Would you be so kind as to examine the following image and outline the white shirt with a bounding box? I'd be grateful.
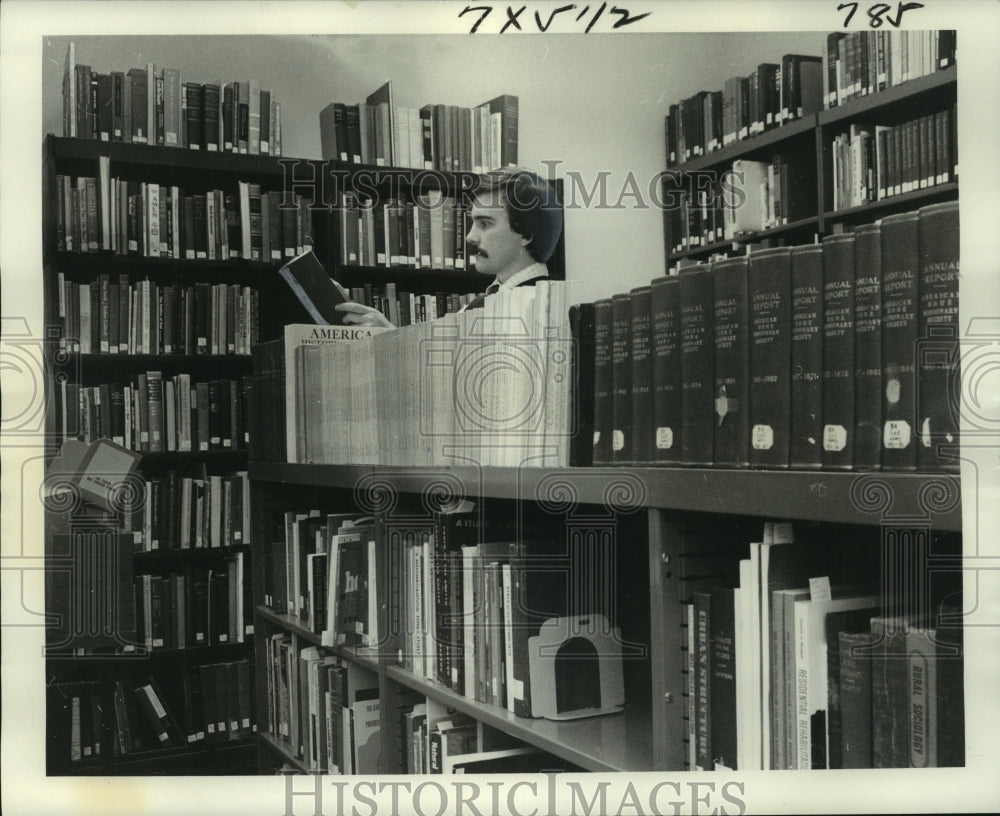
[460,262,550,311]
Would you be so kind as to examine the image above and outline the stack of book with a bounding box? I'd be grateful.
[62,42,284,154]
[320,82,517,172]
[829,108,957,211]
[681,521,963,771]
[252,280,572,467]
[338,190,475,272]
[133,554,252,650]
[262,510,378,650]
[824,30,956,109]
[264,640,381,773]
[54,170,313,263]
[585,201,959,473]
[58,374,250,453]
[56,277,259,356]
[665,54,824,166]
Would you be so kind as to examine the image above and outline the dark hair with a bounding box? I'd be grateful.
[472,168,563,263]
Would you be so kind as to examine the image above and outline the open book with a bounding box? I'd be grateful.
[277,250,349,325]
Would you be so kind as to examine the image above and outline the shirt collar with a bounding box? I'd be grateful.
[492,262,550,292]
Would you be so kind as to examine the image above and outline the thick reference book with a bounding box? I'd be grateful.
[916,201,960,472]
[277,250,350,326]
[610,293,633,463]
[711,256,750,468]
[568,302,595,467]
[852,223,883,471]
[820,233,856,470]
[748,248,793,468]
[651,275,682,465]
[591,299,614,465]
[679,264,714,466]
[789,244,824,469]
[630,286,655,465]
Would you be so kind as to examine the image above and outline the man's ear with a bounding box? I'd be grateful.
[520,234,533,247]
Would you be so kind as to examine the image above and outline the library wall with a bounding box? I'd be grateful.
[41,32,826,307]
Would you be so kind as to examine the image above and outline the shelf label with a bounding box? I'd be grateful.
[883,420,912,450]
[752,424,774,450]
[656,427,674,450]
[824,424,847,452]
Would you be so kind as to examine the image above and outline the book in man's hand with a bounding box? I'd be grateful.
[278,250,349,325]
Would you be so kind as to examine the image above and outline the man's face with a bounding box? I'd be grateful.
[467,193,530,282]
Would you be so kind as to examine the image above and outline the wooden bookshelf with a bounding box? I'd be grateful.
[247,463,961,532]
[386,666,654,772]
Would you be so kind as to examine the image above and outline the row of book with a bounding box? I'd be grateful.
[58,375,250,453]
[825,30,956,109]
[262,511,377,649]
[57,277,259,356]
[665,55,823,165]
[664,151,816,254]
[399,696,576,774]
[388,499,616,722]
[55,171,314,262]
[264,639,381,773]
[133,556,252,650]
[125,469,251,552]
[830,107,957,211]
[345,283,480,328]
[49,663,256,765]
[339,191,477,272]
[62,43,283,155]
[320,87,518,172]
[582,201,959,472]
[263,282,571,467]
[682,522,962,770]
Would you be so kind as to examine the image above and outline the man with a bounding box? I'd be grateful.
[336,167,562,326]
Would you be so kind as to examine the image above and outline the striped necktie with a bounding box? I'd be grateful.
[463,281,500,311]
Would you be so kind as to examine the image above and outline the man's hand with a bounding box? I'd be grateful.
[332,279,395,328]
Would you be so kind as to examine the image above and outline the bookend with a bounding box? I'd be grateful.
[527,614,625,720]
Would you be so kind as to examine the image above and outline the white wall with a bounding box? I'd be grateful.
[43,32,827,306]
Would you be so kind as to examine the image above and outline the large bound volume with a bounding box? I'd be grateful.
[591,299,614,466]
[630,286,654,465]
[853,223,883,470]
[880,211,920,470]
[748,248,793,468]
[651,275,682,465]
[679,265,714,466]
[277,250,348,326]
[568,303,595,467]
[917,201,960,472]
[610,294,633,464]
[837,631,874,767]
[789,244,824,469]
[709,587,737,770]
[711,257,750,468]
[821,233,856,470]
[872,616,910,767]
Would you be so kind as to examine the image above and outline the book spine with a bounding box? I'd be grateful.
[916,201,960,472]
[880,212,920,470]
[821,234,856,469]
[651,276,682,465]
[711,257,750,468]
[591,300,614,466]
[789,245,824,468]
[568,303,596,467]
[853,223,883,470]
[610,294,633,463]
[679,265,714,466]
[630,286,654,464]
[748,248,793,468]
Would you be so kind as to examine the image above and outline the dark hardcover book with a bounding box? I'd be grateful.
[651,275,683,465]
[692,591,712,770]
[825,607,880,769]
[345,104,362,163]
[630,286,654,465]
[748,248,792,468]
[709,586,737,770]
[936,612,964,767]
[483,94,518,168]
[853,223,883,470]
[826,33,845,107]
[679,265,714,466]
[789,244,824,468]
[568,303,595,467]
[277,250,349,326]
[872,616,910,767]
[591,299,614,466]
[126,67,147,143]
[917,201,960,472]
[610,293,633,463]
[838,630,873,768]
[880,211,920,470]
[711,257,750,468]
[821,233,856,470]
[184,83,203,151]
[202,84,220,151]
